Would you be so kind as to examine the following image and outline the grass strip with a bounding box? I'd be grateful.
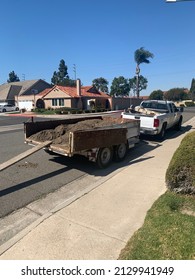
[119,191,195,260]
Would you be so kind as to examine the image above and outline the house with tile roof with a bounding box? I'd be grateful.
[31,79,111,111]
[0,79,51,110]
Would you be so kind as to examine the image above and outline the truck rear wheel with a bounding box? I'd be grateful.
[175,117,183,131]
[114,143,127,162]
[96,147,113,168]
[157,123,166,140]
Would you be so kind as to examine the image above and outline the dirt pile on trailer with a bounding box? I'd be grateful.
[28,118,125,145]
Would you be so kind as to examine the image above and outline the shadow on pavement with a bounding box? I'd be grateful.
[48,139,161,177]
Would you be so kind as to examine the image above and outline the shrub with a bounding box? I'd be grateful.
[166,131,195,194]
[54,109,62,114]
[57,110,69,114]
[47,107,54,111]
[34,108,46,113]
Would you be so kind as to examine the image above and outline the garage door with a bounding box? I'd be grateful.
[18,101,33,111]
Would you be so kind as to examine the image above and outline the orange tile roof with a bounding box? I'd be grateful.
[38,85,110,98]
[36,88,53,97]
[57,86,78,97]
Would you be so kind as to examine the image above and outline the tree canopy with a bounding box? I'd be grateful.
[92,77,109,93]
[190,78,195,101]
[7,71,20,83]
[129,75,148,96]
[149,90,164,100]
[51,59,75,86]
[134,47,154,66]
[134,47,154,98]
[164,88,189,101]
[110,76,130,97]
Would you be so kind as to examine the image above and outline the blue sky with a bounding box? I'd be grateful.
[0,0,195,95]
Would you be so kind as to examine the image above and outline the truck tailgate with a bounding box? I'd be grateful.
[123,113,154,128]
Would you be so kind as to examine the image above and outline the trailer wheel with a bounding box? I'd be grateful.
[96,147,113,168]
[114,143,127,162]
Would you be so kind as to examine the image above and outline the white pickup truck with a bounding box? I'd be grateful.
[121,100,183,139]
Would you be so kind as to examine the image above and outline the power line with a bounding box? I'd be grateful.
[166,0,195,2]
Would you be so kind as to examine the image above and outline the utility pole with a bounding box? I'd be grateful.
[73,64,76,81]
[135,65,140,98]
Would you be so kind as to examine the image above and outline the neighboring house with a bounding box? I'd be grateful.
[33,79,111,110]
[0,79,51,110]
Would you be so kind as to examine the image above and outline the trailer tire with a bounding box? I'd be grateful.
[96,147,113,168]
[114,143,128,162]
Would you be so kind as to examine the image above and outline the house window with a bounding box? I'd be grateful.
[59,99,64,106]
[52,99,58,106]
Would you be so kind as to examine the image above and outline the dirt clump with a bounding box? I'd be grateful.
[29,125,68,142]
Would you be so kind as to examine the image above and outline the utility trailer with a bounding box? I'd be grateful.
[24,116,140,168]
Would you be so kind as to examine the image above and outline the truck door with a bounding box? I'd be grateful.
[172,103,180,125]
[166,103,175,129]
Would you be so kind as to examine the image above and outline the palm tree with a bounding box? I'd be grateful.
[134,47,154,98]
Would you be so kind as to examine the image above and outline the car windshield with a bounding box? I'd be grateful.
[141,102,167,110]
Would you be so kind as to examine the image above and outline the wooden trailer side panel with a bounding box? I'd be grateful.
[71,128,127,152]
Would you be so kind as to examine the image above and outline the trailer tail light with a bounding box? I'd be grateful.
[153,119,160,127]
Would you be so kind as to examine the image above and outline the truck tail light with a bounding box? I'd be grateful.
[153,119,160,127]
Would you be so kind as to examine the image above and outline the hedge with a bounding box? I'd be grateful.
[166,131,195,194]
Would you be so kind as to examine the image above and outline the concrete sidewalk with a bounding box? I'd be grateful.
[0,117,194,260]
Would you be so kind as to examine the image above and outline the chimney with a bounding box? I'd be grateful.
[76,79,81,96]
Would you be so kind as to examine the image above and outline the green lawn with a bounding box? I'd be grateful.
[119,191,195,260]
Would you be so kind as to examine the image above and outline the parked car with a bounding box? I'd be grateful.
[0,104,19,113]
